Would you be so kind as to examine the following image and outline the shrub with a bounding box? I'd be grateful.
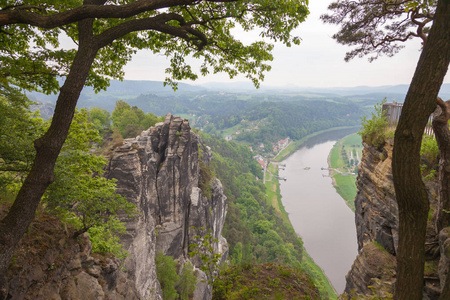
[177,262,197,300]
[420,134,439,181]
[156,251,180,300]
[420,134,439,166]
[359,99,389,149]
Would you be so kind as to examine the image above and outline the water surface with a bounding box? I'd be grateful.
[279,129,358,294]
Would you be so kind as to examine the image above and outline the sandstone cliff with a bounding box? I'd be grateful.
[106,114,228,299]
[343,139,449,299]
[4,114,227,300]
[3,213,140,300]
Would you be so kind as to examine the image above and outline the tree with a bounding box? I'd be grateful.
[88,106,111,132]
[111,100,163,138]
[155,251,180,300]
[321,0,436,62]
[433,98,450,231]
[0,0,309,296]
[0,83,45,188]
[323,0,449,299]
[44,109,136,240]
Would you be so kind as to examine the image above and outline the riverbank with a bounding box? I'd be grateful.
[274,126,360,162]
[327,133,362,212]
[265,162,338,299]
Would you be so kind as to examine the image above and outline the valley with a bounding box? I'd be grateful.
[3,79,449,299]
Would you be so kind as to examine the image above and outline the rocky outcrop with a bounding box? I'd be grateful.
[106,114,228,299]
[353,141,398,256]
[343,139,444,299]
[4,114,227,300]
[344,242,396,298]
[4,214,140,300]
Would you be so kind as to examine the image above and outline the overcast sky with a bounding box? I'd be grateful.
[122,0,450,88]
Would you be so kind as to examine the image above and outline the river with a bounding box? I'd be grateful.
[278,128,359,294]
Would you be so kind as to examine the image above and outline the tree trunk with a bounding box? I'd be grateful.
[434,98,450,233]
[0,19,98,298]
[393,1,450,299]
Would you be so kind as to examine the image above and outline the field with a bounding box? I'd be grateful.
[329,133,363,211]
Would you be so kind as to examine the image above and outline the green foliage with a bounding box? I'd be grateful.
[88,107,111,132]
[359,100,389,148]
[111,100,164,138]
[45,109,136,235]
[87,217,128,259]
[156,251,180,300]
[0,83,46,189]
[199,160,214,199]
[212,263,321,300]
[0,92,135,258]
[420,134,439,181]
[125,94,363,157]
[420,134,439,166]
[189,227,222,285]
[177,262,197,300]
[199,132,303,271]
[1,1,309,94]
[39,109,136,256]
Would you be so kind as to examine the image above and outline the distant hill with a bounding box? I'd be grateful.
[27,79,206,109]
[198,82,450,100]
[26,79,450,112]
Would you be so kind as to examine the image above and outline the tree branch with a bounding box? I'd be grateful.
[434,97,450,124]
[96,12,208,50]
[0,0,239,28]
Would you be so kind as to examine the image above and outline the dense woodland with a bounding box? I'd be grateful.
[1,91,340,298]
[35,89,367,156]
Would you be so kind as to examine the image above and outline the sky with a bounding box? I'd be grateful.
[122,0,450,88]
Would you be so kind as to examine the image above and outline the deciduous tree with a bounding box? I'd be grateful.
[0,0,309,296]
[323,0,450,299]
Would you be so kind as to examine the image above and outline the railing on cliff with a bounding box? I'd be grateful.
[382,102,434,136]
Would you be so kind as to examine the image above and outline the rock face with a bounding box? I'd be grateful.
[5,215,140,300]
[344,140,447,299]
[4,114,227,300]
[353,141,399,256]
[106,114,228,299]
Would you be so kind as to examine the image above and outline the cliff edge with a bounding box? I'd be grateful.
[4,114,227,300]
[343,139,450,299]
[106,114,228,299]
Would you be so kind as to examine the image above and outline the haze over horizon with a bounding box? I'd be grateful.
[122,0,450,88]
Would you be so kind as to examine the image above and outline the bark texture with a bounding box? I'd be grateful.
[392,1,450,299]
[0,18,99,298]
[433,98,450,233]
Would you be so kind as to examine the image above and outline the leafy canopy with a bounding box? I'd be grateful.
[1,0,309,91]
[358,99,390,149]
[0,82,45,186]
[111,100,164,138]
[44,109,136,236]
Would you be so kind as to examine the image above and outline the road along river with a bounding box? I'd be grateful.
[278,129,359,294]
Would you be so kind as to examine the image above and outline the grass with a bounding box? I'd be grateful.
[265,163,290,225]
[333,174,357,211]
[221,123,243,138]
[329,144,344,169]
[212,263,322,299]
[329,133,362,212]
[301,251,338,300]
